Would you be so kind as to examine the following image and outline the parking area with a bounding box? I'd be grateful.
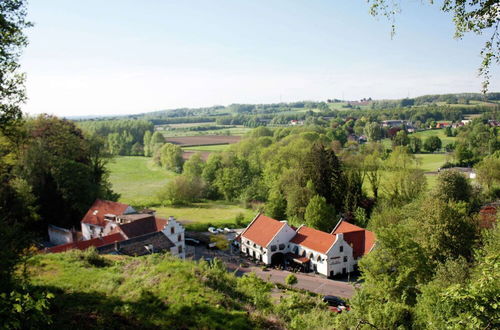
[185,230,356,298]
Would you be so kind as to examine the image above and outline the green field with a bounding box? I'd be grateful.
[107,156,176,205]
[158,126,252,137]
[416,153,450,172]
[155,202,256,230]
[410,129,457,146]
[182,144,230,152]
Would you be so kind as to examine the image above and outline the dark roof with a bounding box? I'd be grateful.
[97,231,175,256]
[46,233,125,253]
[111,216,168,239]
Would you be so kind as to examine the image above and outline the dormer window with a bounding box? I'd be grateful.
[340,245,343,252]
[171,227,175,234]
[178,234,181,242]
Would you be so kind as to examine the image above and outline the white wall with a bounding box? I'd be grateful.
[325,234,357,277]
[161,217,185,259]
[265,223,296,264]
[81,223,104,240]
[48,226,73,245]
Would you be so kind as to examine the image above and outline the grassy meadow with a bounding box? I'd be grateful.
[27,252,283,329]
[107,156,176,205]
[410,128,457,146]
[182,144,230,152]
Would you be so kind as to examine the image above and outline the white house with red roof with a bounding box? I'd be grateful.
[81,199,136,240]
[239,214,297,264]
[239,213,376,277]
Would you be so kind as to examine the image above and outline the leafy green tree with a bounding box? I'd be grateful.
[434,169,472,203]
[214,155,253,201]
[474,152,500,193]
[202,153,223,199]
[150,131,166,157]
[19,115,117,230]
[393,130,409,146]
[424,135,442,152]
[157,143,183,172]
[265,186,287,220]
[183,152,204,179]
[364,122,382,141]
[156,175,204,205]
[143,130,152,156]
[130,142,144,156]
[362,147,383,199]
[285,274,298,286]
[304,195,335,232]
[408,135,422,153]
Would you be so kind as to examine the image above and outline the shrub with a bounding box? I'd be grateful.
[285,274,298,286]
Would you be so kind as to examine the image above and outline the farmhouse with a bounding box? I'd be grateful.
[47,199,186,258]
[239,214,375,277]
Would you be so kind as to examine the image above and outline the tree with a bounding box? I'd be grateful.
[183,152,204,179]
[393,130,409,146]
[157,143,183,172]
[130,142,144,156]
[474,152,500,193]
[143,130,152,156]
[368,0,500,92]
[364,122,382,141]
[424,135,442,152]
[18,115,117,230]
[150,131,165,157]
[434,169,472,203]
[285,274,298,286]
[408,135,422,153]
[304,195,335,232]
[156,175,204,205]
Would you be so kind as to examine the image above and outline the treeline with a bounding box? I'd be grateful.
[77,119,154,156]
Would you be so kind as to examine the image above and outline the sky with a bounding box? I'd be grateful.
[21,0,500,117]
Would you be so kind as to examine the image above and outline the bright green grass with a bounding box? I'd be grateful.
[27,252,265,329]
[415,153,450,172]
[411,129,457,146]
[107,156,176,205]
[182,144,230,152]
[155,202,256,230]
[159,126,251,137]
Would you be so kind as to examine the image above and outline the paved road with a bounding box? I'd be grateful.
[187,243,356,298]
[235,266,355,298]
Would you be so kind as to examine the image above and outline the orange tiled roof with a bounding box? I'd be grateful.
[290,226,337,254]
[332,220,376,258]
[81,199,131,226]
[240,214,285,248]
[111,216,169,239]
[46,233,125,253]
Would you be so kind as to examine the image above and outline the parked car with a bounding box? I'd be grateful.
[323,295,350,313]
[224,227,233,233]
[216,228,225,234]
[208,227,218,234]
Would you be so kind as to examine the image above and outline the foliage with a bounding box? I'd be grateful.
[156,175,204,205]
[156,143,183,172]
[474,152,500,193]
[434,169,473,203]
[423,135,442,152]
[210,234,229,250]
[285,274,298,286]
[304,195,335,232]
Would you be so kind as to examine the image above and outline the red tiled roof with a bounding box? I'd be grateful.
[112,216,169,239]
[81,199,131,226]
[240,214,285,248]
[332,220,376,258]
[46,233,125,253]
[290,226,337,254]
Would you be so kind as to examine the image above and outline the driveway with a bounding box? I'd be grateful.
[187,242,356,299]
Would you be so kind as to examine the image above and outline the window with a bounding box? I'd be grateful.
[301,250,306,257]
[178,234,181,242]
[270,245,277,252]
[340,246,343,252]
[343,256,347,262]
[278,244,285,250]
[178,245,182,254]
[171,227,175,234]
[316,255,321,262]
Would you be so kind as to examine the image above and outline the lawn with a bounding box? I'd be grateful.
[410,129,457,146]
[107,156,176,205]
[182,144,230,152]
[155,201,256,231]
[416,153,450,172]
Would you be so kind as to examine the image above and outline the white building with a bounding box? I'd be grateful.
[239,214,376,277]
[81,199,136,240]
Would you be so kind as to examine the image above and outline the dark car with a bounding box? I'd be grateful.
[323,295,350,313]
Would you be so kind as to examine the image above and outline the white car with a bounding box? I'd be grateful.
[208,227,218,234]
[224,227,233,233]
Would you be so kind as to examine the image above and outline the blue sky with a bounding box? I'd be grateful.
[21,0,500,116]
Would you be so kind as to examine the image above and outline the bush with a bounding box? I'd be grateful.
[67,247,110,268]
[285,274,298,286]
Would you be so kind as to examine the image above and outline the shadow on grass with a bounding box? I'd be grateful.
[36,285,254,330]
